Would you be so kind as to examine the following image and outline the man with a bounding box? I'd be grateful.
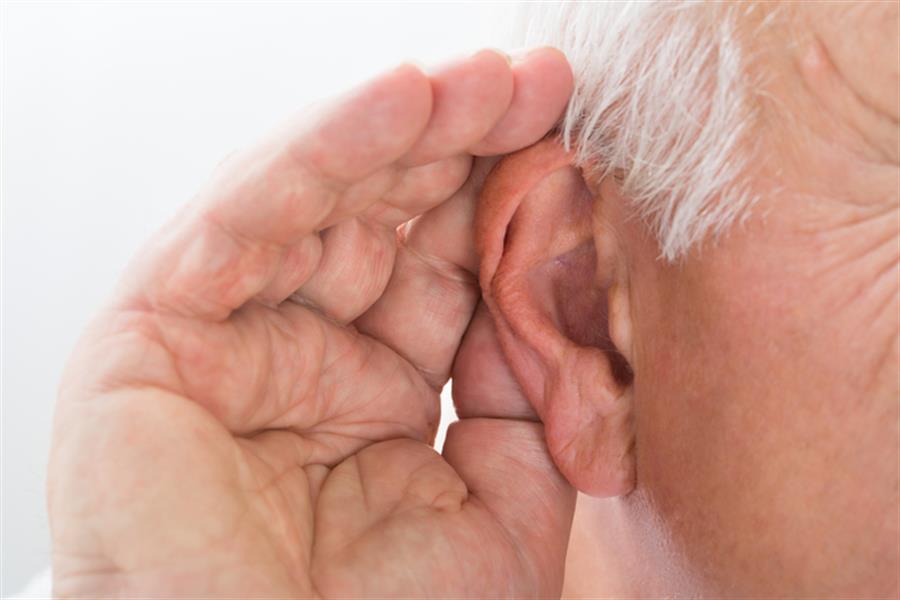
[49,2,898,597]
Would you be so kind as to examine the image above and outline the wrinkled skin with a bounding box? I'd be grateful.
[49,49,578,597]
[462,4,898,597]
[49,3,900,597]
[449,4,898,598]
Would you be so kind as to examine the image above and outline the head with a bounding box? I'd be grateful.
[468,2,898,595]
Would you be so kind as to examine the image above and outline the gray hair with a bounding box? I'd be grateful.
[515,2,767,260]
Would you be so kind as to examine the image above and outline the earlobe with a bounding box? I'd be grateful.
[476,138,635,497]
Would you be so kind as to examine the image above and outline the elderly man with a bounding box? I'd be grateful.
[49,2,898,597]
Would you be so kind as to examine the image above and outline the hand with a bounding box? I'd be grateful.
[49,48,576,597]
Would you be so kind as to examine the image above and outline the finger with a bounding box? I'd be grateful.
[289,218,397,322]
[257,234,323,306]
[120,63,434,320]
[313,440,467,568]
[104,300,439,453]
[290,155,472,323]
[442,418,576,596]
[400,49,514,167]
[368,154,474,227]
[451,301,539,420]
[469,47,574,156]
[353,158,497,388]
[311,439,483,597]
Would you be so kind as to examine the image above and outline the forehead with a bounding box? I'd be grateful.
[793,2,899,121]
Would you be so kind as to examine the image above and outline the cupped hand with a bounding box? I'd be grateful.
[49,48,575,598]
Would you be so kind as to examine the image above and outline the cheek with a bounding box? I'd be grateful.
[625,251,763,591]
[622,225,899,594]
[630,287,783,593]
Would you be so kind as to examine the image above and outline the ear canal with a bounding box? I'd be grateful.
[477,138,635,497]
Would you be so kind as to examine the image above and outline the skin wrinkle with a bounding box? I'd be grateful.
[381,236,478,389]
[294,217,396,323]
[458,484,531,592]
[316,341,391,423]
[239,306,280,429]
[375,155,473,223]
[807,3,900,125]
[242,461,308,578]
[262,310,437,454]
[302,412,433,456]
[137,318,207,412]
[799,35,899,166]
[317,447,433,572]
[82,317,185,402]
[397,454,456,511]
[185,216,284,317]
[265,308,328,431]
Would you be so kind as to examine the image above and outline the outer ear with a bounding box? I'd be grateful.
[476,138,635,497]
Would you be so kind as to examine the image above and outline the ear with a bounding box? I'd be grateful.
[476,138,635,497]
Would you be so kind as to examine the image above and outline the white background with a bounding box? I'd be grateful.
[1,2,508,592]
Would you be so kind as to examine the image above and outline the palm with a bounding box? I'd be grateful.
[63,391,546,597]
[50,49,575,598]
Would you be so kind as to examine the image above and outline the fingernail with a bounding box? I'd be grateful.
[509,46,565,64]
[506,47,529,63]
[395,60,426,74]
[475,48,512,65]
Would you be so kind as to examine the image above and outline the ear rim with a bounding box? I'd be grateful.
[476,139,574,293]
[476,138,636,497]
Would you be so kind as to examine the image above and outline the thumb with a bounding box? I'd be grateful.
[442,418,576,596]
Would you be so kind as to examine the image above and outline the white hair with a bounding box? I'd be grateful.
[514,2,766,261]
